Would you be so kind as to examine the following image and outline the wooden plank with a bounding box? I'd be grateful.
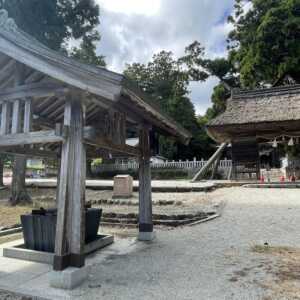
[0,102,11,135]
[54,102,72,260]
[68,99,86,257]
[0,130,64,147]
[0,82,69,103]
[11,99,21,134]
[138,126,153,235]
[23,99,32,133]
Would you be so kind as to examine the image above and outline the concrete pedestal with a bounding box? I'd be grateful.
[138,231,156,241]
[49,266,90,289]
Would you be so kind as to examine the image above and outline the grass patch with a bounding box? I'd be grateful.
[251,244,300,299]
[0,205,30,228]
[251,244,297,255]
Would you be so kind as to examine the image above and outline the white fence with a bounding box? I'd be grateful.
[92,158,232,173]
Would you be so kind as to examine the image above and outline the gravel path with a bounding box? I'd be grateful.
[2,187,300,299]
[79,187,300,300]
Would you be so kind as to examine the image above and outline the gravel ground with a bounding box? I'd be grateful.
[78,187,300,300]
[2,187,300,299]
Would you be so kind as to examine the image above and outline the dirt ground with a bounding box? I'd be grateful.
[0,187,219,231]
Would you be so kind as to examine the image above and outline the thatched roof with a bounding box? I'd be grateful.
[0,9,191,145]
[207,85,300,142]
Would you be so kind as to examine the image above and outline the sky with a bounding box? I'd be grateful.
[96,0,236,115]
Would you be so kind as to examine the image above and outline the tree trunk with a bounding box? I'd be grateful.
[86,159,93,178]
[0,158,4,187]
[10,155,31,205]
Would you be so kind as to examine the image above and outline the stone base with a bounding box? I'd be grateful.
[49,266,90,289]
[138,231,156,241]
[3,234,114,264]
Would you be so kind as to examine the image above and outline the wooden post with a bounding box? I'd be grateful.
[191,143,227,182]
[210,152,222,180]
[138,126,154,241]
[54,95,86,271]
[11,62,31,205]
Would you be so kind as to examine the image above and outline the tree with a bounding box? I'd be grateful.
[71,32,106,67]
[125,44,216,160]
[227,0,300,87]
[0,0,100,52]
[201,57,239,119]
[0,0,104,204]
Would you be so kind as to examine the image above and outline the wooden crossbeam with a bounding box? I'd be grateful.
[0,147,59,158]
[0,82,69,102]
[0,130,64,147]
[83,126,139,156]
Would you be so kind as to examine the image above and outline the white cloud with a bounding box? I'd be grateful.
[98,0,160,16]
[96,0,235,115]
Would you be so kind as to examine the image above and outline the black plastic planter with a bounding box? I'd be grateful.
[21,207,102,252]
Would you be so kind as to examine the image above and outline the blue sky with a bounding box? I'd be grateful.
[96,0,236,115]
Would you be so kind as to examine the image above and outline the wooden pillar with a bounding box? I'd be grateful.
[11,62,30,205]
[54,95,86,271]
[138,126,154,241]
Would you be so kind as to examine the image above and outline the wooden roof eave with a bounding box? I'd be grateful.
[207,119,300,143]
[121,87,192,145]
[0,10,191,145]
[0,18,123,102]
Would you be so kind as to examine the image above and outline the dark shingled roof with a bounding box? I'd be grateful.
[209,84,300,126]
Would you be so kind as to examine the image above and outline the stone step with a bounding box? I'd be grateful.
[101,211,216,227]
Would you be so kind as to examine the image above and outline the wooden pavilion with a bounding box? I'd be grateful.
[0,10,191,271]
[206,84,300,179]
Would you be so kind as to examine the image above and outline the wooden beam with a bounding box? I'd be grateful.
[191,143,228,182]
[0,102,11,135]
[83,126,139,156]
[0,147,59,158]
[23,99,32,133]
[138,126,154,241]
[54,102,71,267]
[0,82,69,102]
[0,130,64,147]
[54,98,86,271]
[11,99,21,134]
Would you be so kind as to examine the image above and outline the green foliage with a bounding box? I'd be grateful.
[228,0,300,87]
[71,31,106,66]
[0,0,104,66]
[124,44,215,160]
[0,0,100,51]
[92,158,103,167]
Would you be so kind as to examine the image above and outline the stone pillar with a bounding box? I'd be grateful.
[138,126,154,241]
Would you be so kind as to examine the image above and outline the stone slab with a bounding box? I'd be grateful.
[0,227,22,237]
[49,265,90,289]
[3,234,114,264]
[113,175,133,198]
